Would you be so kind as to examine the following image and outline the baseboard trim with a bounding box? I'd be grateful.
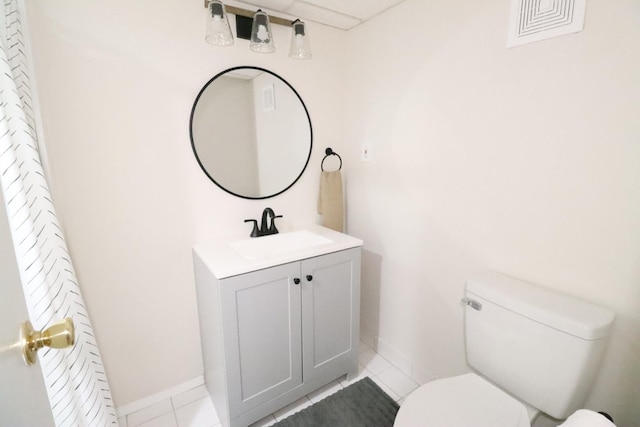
[115,375,205,418]
[115,336,432,418]
[361,333,433,386]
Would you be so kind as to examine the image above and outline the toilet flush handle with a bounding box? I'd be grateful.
[460,297,482,311]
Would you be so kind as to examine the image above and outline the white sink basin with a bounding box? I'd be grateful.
[228,230,333,260]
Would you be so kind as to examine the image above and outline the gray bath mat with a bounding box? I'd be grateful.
[273,377,400,427]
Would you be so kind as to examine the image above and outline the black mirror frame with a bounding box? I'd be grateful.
[189,66,313,200]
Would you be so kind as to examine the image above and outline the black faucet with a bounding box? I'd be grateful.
[244,208,283,237]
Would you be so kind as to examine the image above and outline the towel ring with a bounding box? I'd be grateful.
[321,147,342,171]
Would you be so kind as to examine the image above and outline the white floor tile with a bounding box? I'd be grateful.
[307,380,343,403]
[137,412,178,427]
[175,397,219,427]
[371,376,401,402]
[128,399,174,426]
[339,364,373,388]
[272,396,313,421]
[359,349,392,375]
[375,366,419,399]
[249,414,277,427]
[172,385,210,409]
[124,347,419,427]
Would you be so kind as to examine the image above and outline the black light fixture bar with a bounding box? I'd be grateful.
[203,0,294,27]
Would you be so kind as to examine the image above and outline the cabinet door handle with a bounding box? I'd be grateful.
[306,275,313,282]
[293,278,301,285]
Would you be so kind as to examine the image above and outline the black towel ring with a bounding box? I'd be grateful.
[321,147,342,171]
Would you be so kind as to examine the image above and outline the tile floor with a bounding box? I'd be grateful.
[118,341,418,427]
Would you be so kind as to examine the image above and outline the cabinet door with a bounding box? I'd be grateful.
[221,262,302,417]
[301,248,361,382]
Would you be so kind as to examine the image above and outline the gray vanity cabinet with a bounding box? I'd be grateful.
[194,247,361,427]
[220,261,303,418]
[300,249,361,384]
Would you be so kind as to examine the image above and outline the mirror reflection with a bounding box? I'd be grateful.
[190,67,312,199]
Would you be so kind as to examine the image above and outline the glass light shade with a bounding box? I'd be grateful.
[205,1,234,46]
[289,20,311,59]
[250,10,275,53]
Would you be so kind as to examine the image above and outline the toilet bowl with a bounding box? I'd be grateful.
[394,373,531,427]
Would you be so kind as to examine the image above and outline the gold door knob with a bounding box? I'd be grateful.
[20,318,75,366]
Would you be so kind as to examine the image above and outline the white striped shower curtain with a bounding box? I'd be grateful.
[0,1,117,425]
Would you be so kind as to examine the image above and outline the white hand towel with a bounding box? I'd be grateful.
[317,170,344,232]
[558,410,616,427]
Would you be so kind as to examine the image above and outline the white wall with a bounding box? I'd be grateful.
[24,0,346,407]
[253,72,310,196]
[344,0,640,425]
[193,76,259,197]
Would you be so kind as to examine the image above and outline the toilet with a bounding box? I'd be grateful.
[394,272,615,427]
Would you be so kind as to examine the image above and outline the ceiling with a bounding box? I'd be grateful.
[225,0,407,30]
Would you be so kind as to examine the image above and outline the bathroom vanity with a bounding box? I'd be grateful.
[193,225,362,427]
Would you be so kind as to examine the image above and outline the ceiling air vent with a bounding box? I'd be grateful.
[507,0,587,47]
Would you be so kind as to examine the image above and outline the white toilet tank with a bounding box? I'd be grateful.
[463,272,614,420]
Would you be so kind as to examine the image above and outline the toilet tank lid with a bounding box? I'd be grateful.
[466,272,615,340]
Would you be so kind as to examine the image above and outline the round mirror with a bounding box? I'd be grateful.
[190,66,313,199]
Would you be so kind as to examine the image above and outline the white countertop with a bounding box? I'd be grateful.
[193,224,363,279]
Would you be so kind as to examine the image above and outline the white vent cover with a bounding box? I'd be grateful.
[507,0,587,47]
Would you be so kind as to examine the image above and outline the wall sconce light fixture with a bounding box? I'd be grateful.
[249,10,275,53]
[204,1,311,59]
[205,0,234,46]
[289,19,311,59]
